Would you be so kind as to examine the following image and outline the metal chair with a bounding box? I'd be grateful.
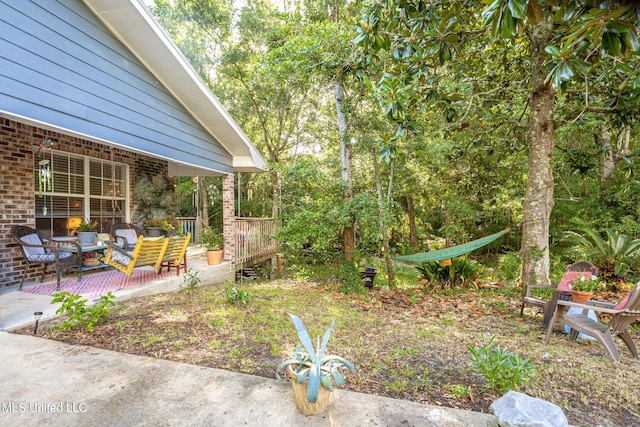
[11,225,82,290]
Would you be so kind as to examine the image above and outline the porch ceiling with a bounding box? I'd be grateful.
[82,0,266,174]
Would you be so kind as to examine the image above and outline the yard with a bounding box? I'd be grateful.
[20,278,640,427]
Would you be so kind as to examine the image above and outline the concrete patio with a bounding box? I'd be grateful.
[0,245,234,332]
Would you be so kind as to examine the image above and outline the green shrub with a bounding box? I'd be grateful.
[416,256,481,289]
[467,334,535,393]
[338,259,366,294]
[181,269,201,293]
[224,285,252,304]
[51,291,115,332]
[495,251,521,283]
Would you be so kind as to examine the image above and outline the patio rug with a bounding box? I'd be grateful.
[20,268,166,299]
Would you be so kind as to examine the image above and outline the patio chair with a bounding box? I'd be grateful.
[544,282,640,363]
[520,261,598,328]
[160,233,191,276]
[103,235,169,276]
[110,223,145,251]
[11,225,82,291]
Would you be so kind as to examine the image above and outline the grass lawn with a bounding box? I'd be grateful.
[23,277,640,427]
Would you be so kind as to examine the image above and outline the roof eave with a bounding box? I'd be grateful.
[81,0,267,173]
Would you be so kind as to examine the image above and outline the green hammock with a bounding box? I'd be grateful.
[392,229,510,263]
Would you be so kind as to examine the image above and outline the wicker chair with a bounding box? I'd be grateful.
[110,223,145,251]
[11,225,82,291]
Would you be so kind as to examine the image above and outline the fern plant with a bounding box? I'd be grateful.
[563,227,640,278]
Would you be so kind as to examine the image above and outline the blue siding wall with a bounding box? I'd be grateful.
[0,0,233,173]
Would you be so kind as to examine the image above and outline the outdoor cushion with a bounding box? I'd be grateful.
[109,249,132,267]
[115,229,138,249]
[614,292,631,310]
[20,233,45,256]
[26,251,73,262]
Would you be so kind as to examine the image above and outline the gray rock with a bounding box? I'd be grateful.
[490,390,568,427]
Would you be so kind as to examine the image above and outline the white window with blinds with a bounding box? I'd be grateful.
[34,150,128,237]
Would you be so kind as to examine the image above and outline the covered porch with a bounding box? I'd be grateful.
[0,245,234,332]
[1,0,268,288]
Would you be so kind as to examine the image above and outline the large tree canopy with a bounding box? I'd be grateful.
[355,0,640,286]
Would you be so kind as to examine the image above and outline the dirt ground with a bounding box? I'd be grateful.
[17,280,640,427]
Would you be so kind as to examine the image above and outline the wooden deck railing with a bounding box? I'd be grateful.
[176,217,198,244]
[234,217,280,267]
[177,216,280,267]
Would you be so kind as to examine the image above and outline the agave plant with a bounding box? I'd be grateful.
[563,227,640,277]
[275,313,355,403]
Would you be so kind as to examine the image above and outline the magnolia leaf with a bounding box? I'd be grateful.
[544,45,562,57]
[557,62,574,82]
[603,31,622,56]
[500,12,517,37]
[620,31,639,55]
[526,0,543,24]
[507,0,527,20]
[605,21,631,34]
[570,59,592,75]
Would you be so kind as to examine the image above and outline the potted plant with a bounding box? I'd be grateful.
[143,218,163,237]
[200,226,223,265]
[162,219,176,237]
[76,219,98,245]
[275,313,355,415]
[163,215,181,237]
[569,274,601,304]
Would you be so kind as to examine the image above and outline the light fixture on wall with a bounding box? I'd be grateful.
[68,217,83,232]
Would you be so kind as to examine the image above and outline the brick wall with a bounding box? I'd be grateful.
[222,174,235,264]
[0,117,168,287]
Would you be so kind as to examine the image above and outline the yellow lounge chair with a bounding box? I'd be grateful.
[103,236,169,276]
[160,233,191,276]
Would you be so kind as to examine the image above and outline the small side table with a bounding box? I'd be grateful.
[59,243,111,277]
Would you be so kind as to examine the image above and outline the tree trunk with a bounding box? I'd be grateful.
[335,80,355,261]
[373,148,395,289]
[601,125,630,182]
[406,195,419,250]
[200,176,210,227]
[271,170,279,218]
[330,4,354,261]
[521,18,555,288]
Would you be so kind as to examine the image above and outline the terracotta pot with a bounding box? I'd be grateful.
[287,365,331,415]
[571,290,593,304]
[206,249,223,265]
